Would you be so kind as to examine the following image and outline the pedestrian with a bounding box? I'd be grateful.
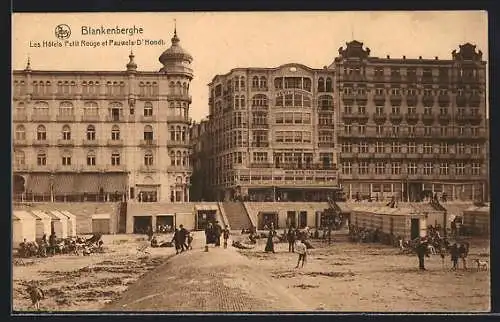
[172,228,181,254]
[214,221,223,247]
[450,243,459,270]
[287,226,296,252]
[222,226,230,249]
[205,222,214,246]
[415,238,429,270]
[187,231,193,250]
[265,228,275,253]
[295,239,307,268]
[179,224,189,251]
[458,243,468,270]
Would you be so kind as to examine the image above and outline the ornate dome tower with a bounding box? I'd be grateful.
[158,26,193,78]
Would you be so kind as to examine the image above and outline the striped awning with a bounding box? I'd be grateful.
[102,174,128,193]
[26,174,51,194]
[75,174,102,193]
[53,175,76,194]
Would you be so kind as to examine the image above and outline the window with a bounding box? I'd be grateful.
[144,102,153,116]
[359,124,366,134]
[440,126,448,136]
[111,125,120,140]
[144,150,153,166]
[275,113,283,124]
[325,78,332,92]
[439,163,449,175]
[319,96,333,109]
[358,105,366,114]
[359,162,369,175]
[87,151,96,166]
[456,162,465,175]
[392,125,400,135]
[37,125,46,140]
[423,142,433,154]
[408,107,416,115]
[252,76,259,88]
[375,142,384,153]
[457,143,465,154]
[59,101,74,116]
[260,76,267,88]
[407,142,416,154]
[423,162,433,175]
[342,143,352,153]
[253,152,268,163]
[15,125,26,140]
[344,124,352,134]
[424,126,432,136]
[111,152,121,166]
[86,125,96,140]
[359,142,368,153]
[14,150,25,166]
[375,106,384,115]
[471,143,481,155]
[84,101,98,116]
[472,163,481,175]
[252,94,268,107]
[376,125,383,135]
[342,162,352,174]
[375,162,385,175]
[37,151,47,166]
[344,105,353,114]
[391,106,400,114]
[392,162,401,175]
[408,162,417,175]
[144,125,154,141]
[62,153,72,166]
[391,88,401,96]
[391,142,401,153]
[62,125,71,140]
[423,106,433,115]
[439,142,449,154]
[408,126,416,135]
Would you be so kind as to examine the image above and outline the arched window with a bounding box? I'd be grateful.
[144,125,154,141]
[176,81,182,94]
[234,95,240,108]
[36,150,47,166]
[182,83,188,95]
[319,95,333,109]
[240,96,246,108]
[252,76,259,88]
[176,151,182,166]
[275,93,283,107]
[173,126,180,141]
[33,101,49,116]
[111,125,120,140]
[274,78,283,89]
[87,150,96,166]
[169,81,175,94]
[109,102,122,121]
[111,151,121,166]
[325,77,333,92]
[139,82,145,96]
[318,77,325,92]
[240,76,245,89]
[15,150,25,165]
[144,102,153,117]
[86,125,96,140]
[170,150,176,166]
[170,126,175,141]
[59,101,74,116]
[252,94,268,107]
[182,151,187,166]
[303,78,312,92]
[84,101,98,116]
[181,127,186,141]
[62,125,71,140]
[144,150,153,166]
[37,125,46,140]
[15,125,26,140]
[260,76,267,88]
[61,150,72,166]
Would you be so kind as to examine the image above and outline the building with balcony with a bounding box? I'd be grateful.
[191,64,340,202]
[12,28,193,203]
[333,41,488,202]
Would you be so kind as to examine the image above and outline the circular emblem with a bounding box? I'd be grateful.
[55,24,71,40]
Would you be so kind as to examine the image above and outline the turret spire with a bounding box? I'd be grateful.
[126,49,137,71]
[25,54,32,71]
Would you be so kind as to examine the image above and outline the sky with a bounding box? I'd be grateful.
[12,11,488,122]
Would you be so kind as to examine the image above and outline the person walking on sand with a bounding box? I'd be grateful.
[450,243,459,270]
[214,221,223,247]
[415,238,430,270]
[172,228,181,254]
[265,227,276,253]
[222,226,230,249]
[287,226,296,253]
[179,224,189,252]
[295,239,307,268]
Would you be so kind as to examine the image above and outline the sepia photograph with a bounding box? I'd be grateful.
[11,11,490,313]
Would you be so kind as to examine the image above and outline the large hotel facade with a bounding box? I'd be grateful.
[12,30,193,203]
[191,41,488,202]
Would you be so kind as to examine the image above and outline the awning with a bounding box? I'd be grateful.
[102,174,128,193]
[53,175,76,194]
[60,210,76,220]
[92,213,111,220]
[75,174,101,193]
[26,174,51,194]
[13,210,36,221]
[29,210,51,220]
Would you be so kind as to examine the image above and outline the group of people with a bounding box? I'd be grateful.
[415,237,470,271]
[205,221,231,249]
[171,225,193,254]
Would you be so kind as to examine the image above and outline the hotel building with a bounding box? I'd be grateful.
[12,29,193,203]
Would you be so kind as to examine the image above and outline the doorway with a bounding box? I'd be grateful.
[410,218,420,239]
[259,212,278,230]
[298,211,307,228]
[196,210,217,230]
[13,175,25,194]
[286,211,296,228]
[133,216,152,234]
[156,215,174,233]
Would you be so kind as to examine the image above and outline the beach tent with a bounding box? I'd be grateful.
[92,213,111,234]
[60,210,77,237]
[12,211,37,247]
[48,210,69,239]
[28,210,52,240]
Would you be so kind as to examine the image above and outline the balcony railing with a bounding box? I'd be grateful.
[373,94,386,103]
[105,115,125,122]
[438,114,451,123]
[389,113,404,123]
[167,115,191,123]
[57,139,75,146]
[421,113,435,123]
[81,114,100,122]
[32,139,49,146]
[167,140,190,147]
[318,142,335,148]
[422,96,435,106]
[12,164,30,172]
[139,139,157,146]
[140,115,157,122]
[13,139,28,146]
[168,93,192,102]
[106,164,128,172]
[342,113,357,120]
[251,123,269,128]
[139,165,158,173]
[13,113,28,122]
[82,139,99,146]
[372,113,387,123]
[31,114,51,122]
[405,113,419,123]
[251,142,270,147]
[356,112,369,121]
[107,139,124,146]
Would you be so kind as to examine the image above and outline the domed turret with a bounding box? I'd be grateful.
[158,26,193,76]
[126,50,137,72]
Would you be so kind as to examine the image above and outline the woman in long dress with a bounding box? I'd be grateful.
[265,228,275,253]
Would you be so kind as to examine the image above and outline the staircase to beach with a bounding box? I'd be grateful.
[221,201,253,230]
